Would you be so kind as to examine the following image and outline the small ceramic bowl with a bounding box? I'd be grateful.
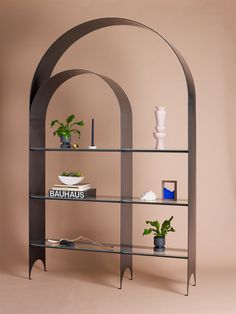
[58,176,84,185]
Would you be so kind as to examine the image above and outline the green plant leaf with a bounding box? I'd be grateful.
[155,220,160,232]
[51,120,56,127]
[71,120,84,127]
[143,228,152,235]
[161,221,169,237]
[74,171,81,177]
[145,217,175,238]
[146,220,157,227]
[66,114,75,124]
[143,228,158,236]
[160,216,175,237]
[50,119,63,128]
[71,129,81,138]
[146,220,160,234]
[51,115,83,139]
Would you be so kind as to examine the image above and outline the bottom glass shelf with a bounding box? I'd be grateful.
[30,240,188,259]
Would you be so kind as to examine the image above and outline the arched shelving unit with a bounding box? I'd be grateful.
[29,17,196,295]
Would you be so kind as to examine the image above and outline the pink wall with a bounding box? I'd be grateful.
[0,0,235,276]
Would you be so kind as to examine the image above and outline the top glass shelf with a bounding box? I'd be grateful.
[30,147,188,153]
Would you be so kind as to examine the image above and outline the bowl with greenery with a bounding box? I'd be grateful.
[50,114,84,148]
[58,171,84,185]
[143,216,175,250]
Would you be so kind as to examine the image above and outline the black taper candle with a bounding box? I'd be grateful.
[91,118,94,146]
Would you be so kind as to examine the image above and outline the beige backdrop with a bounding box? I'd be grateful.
[0,0,236,307]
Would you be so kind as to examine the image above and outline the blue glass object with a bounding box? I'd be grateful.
[164,187,175,200]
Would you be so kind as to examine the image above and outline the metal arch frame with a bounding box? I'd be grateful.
[29,69,133,285]
[29,17,196,295]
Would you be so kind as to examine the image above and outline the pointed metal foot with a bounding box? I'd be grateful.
[119,276,123,289]
[129,269,133,280]
[193,273,196,286]
[119,266,133,288]
[185,284,189,296]
[186,272,196,295]
[29,266,33,280]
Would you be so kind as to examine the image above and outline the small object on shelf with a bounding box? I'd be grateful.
[154,237,165,252]
[53,183,91,191]
[143,216,175,251]
[50,171,95,198]
[153,106,166,150]
[59,170,84,185]
[50,114,84,148]
[162,180,177,200]
[88,118,97,149]
[48,236,114,249]
[58,176,84,185]
[60,135,71,148]
[140,191,157,201]
[49,188,96,199]
[72,143,79,149]
[59,239,75,247]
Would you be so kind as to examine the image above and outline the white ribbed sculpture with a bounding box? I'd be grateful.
[153,106,166,150]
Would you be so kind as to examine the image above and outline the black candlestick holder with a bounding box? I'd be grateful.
[88,118,97,149]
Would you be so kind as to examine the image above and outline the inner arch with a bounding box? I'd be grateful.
[30,68,132,149]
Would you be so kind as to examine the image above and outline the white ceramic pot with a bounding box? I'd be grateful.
[58,176,84,185]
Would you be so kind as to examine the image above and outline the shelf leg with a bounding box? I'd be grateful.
[185,271,196,296]
[119,254,132,289]
[119,267,133,288]
[29,246,46,279]
[186,277,190,296]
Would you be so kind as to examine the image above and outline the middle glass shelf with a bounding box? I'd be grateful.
[30,147,188,153]
[30,195,188,206]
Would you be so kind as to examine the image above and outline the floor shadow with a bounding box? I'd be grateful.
[135,270,187,295]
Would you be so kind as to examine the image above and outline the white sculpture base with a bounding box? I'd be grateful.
[153,131,166,150]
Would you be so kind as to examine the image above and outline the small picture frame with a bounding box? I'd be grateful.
[162,180,177,201]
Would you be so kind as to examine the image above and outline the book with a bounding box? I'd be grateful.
[52,186,91,192]
[52,183,91,192]
[54,183,91,189]
[48,188,96,199]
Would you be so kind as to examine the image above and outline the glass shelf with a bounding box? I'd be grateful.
[30,240,188,259]
[29,195,188,206]
[30,147,188,153]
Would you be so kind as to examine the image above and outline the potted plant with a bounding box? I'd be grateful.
[50,114,84,148]
[143,216,175,251]
[59,170,84,185]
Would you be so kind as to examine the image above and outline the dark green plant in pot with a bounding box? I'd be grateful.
[50,114,84,148]
[143,216,175,250]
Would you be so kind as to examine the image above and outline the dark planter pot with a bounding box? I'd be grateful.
[154,236,165,251]
[60,135,71,148]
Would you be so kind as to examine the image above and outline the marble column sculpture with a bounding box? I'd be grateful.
[153,106,166,150]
